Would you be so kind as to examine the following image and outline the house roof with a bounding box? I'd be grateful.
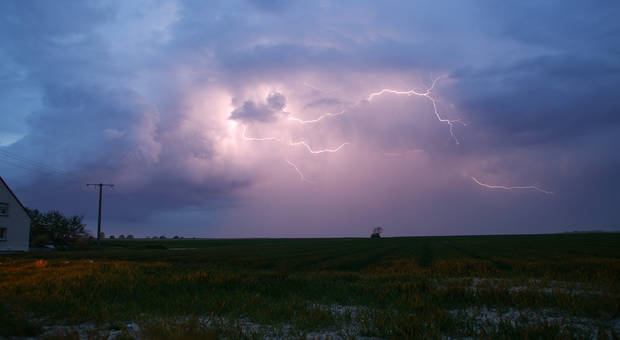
[0,176,32,221]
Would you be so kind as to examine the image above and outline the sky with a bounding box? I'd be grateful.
[1,0,619,238]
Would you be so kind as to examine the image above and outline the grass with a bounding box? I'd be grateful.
[1,233,618,338]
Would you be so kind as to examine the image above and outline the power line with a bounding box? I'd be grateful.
[0,149,67,175]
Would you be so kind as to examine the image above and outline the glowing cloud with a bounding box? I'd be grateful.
[241,126,278,141]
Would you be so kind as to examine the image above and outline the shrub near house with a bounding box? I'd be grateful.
[27,208,90,249]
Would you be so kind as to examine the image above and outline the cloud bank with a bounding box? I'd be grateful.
[1,0,619,237]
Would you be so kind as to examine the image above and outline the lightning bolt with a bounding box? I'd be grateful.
[366,76,465,144]
[242,126,278,141]
[286,160,313,183]
[242,126,348,155]
[289,141,349,154]
[287,110,346,124]
[366,75,442,101]
[471,177,553,195]
[237,77,552,196]
[291,76,464,144]
[240,78,457,180]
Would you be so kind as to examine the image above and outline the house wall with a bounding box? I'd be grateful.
[0,183,30,251]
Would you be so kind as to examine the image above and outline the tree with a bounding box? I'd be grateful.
[27,208,90,247]
[126,234,134,239]
[371,227,383,238]
[109,235,115,239]
[118,234,125,239]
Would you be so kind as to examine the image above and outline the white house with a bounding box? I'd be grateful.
[0,176,31,251]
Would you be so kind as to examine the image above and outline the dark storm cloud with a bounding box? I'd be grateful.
[454,56,620,135]
[0,0,250,230]
[9,84,161,169]
[444,1,620,148]
[230,92,288,123]
[449,54,620,147]
[266,92,286,111]
[8,82,248,223]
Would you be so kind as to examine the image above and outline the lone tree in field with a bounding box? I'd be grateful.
[370,227,383,238]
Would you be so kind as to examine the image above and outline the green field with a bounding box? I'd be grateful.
[1,233,619,339]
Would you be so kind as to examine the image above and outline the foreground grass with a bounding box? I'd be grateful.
[1,233,619,338]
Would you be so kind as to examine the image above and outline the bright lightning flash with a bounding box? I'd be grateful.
[242,126,348,155]
[238,78,552,193]
[240,77,463,182]
[241,125,347,182]
[287,110,345,124]
[471,177,553,195]
[289,141,349,154]
[366,76,465,144]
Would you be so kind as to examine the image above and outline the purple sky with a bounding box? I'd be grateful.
[1,1,619,237]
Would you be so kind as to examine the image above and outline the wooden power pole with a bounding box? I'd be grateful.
[87,183,114,248]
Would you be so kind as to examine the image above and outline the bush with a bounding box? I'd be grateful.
[73,237,94,250]
[31,233,51,248]
[27,208,90,248]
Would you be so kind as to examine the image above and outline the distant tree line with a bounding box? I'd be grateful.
[108,234,134,239]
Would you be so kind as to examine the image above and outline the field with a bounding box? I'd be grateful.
[1,233,619,339]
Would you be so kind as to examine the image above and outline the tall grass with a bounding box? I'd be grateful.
[1,233,618,338]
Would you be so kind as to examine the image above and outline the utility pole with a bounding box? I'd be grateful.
[87,183,114,248]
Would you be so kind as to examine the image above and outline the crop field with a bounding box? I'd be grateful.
[1,233,619,339]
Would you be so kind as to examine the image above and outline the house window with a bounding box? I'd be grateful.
[0,228,6,241]
[0,203,7,216]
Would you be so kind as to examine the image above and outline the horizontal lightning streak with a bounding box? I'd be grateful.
[237,79,550,193]
[471,177,553,195]
[288,110,345,124]
[286,160,313,183]
[289,141,349,154]
[366,76,464,144]
[242,126,349,156]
